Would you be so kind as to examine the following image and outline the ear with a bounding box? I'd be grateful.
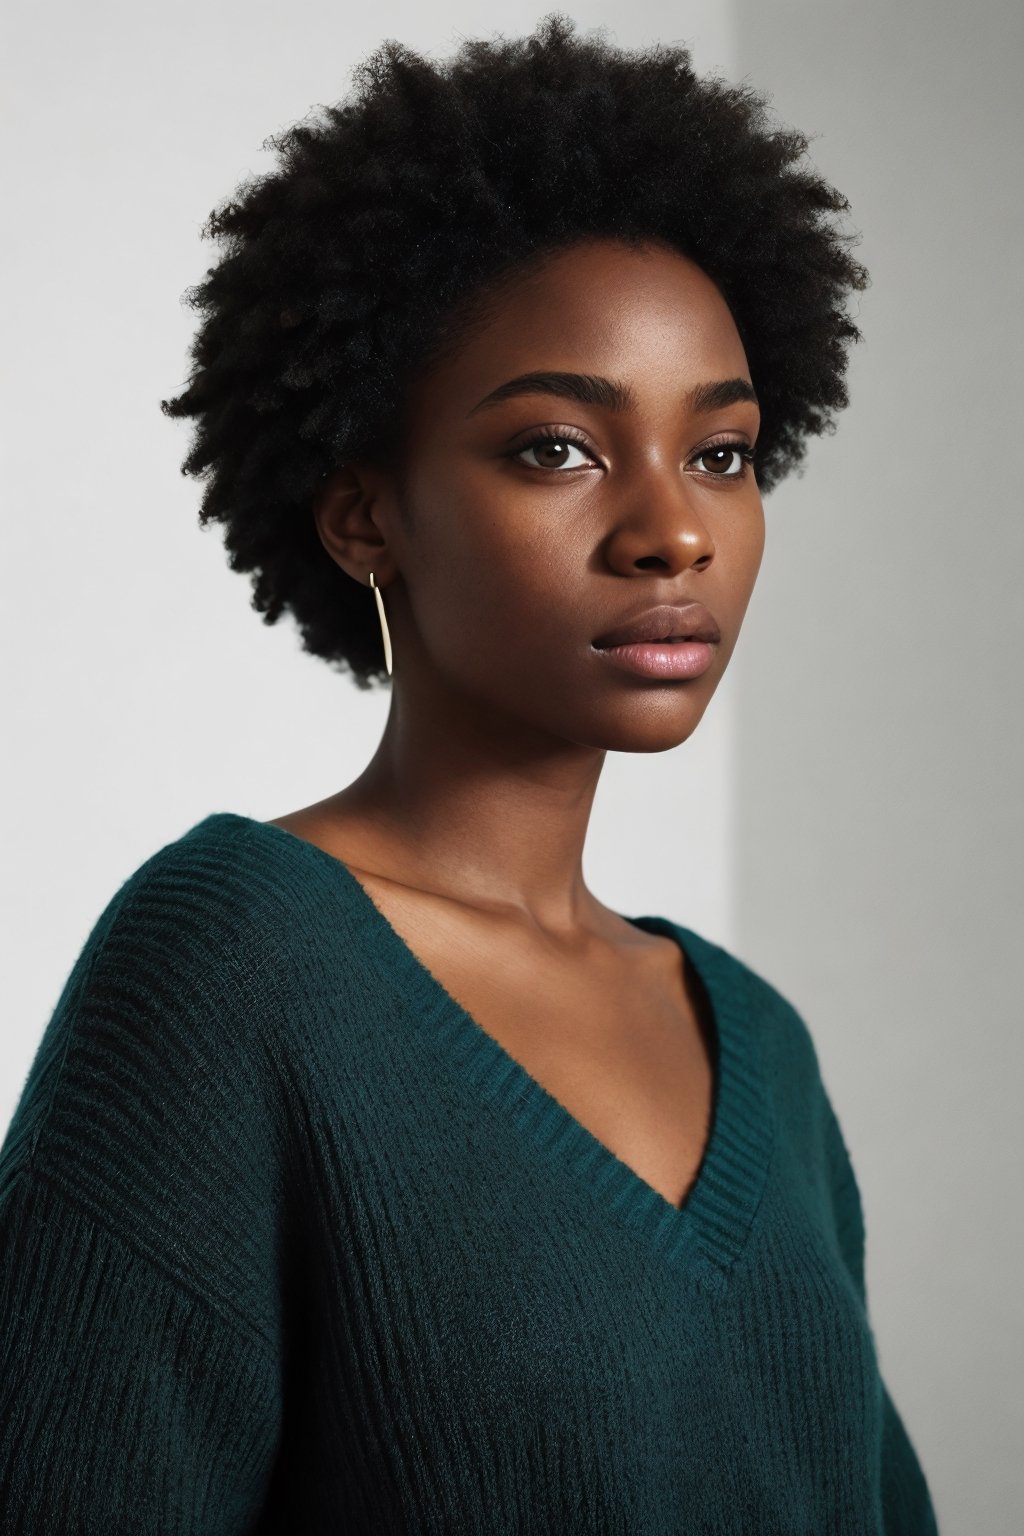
[312,462,398,585]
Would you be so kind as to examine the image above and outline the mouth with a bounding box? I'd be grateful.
[591,602,721,650]
[595,634,693,646]
[592,635,717,680]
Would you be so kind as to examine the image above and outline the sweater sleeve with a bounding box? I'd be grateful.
[0,1166,280,1533]
[0,844,288,1532]
[821,1098,940,1535]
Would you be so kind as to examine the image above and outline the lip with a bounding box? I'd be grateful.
[592,602,721,649]
[593,639,716,680]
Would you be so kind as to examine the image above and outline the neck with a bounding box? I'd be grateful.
[326,679,608,934]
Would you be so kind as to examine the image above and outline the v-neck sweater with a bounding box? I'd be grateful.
[0,811,938,1533]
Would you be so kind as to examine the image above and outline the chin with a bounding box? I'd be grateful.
[568,695,716,755]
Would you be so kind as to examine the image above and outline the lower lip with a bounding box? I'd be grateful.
[592,640,717,679]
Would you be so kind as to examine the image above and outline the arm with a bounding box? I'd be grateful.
[0,852,286,1531]
[821,1099,940,1535]
[0,1166,280,1533]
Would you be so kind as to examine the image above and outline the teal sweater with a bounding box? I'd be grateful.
[0,811,938,1533]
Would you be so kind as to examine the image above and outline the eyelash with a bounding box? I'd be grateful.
[507,427,757,478]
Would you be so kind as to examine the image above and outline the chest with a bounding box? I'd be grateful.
[356,876,717,1212]
[465,971,715,1211]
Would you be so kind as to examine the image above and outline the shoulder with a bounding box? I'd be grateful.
[673,923,868,1267]
[52,810,367,994]
[675,925,823,1065]
[4,815,272,1164]
[90,810,316,956]
[31,814,315,1071]
[677,924,863,1234]
[1,811,308,1349]
[7,819,285,1180]
[6,812,373,1188]
[671,922,834,1129]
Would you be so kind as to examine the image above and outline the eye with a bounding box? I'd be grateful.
[509,430,597,472]
[691,442,756,478]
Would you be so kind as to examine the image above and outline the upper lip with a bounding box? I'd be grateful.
[592,603,721,649]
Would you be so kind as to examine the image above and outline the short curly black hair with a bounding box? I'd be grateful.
[161,12,868,689]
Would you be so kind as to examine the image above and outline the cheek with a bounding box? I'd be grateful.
[405,497,569,669]
[448,544,571,656]
[728,519,766,642]
[396,443,600,693]
[749,504,767,582]
[419,468,586,625]
[719,498,765,592]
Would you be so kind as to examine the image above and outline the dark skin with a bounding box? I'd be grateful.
[269,236,765,1210]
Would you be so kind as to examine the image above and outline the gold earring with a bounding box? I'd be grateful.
[369,571,393,677]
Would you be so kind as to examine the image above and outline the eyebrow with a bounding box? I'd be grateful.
[467,371,758,416]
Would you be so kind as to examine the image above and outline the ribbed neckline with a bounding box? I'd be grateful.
[197,811,774,1293]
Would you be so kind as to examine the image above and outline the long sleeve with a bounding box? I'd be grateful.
[821,1096,940,1535]
[0,844,288,1532]
[0,1166,279,1533]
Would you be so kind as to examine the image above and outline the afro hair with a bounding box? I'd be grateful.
[161,12,868,689]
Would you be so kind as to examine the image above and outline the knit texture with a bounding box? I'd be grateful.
[0,811,939,1533]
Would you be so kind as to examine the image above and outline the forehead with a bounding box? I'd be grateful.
[406,238,751,424]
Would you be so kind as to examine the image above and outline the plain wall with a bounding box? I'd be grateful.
[731,2,1024,1529]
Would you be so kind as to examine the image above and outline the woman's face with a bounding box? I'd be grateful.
[340,237,765,755]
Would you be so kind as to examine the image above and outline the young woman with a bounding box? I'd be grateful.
[0,15,939,1532]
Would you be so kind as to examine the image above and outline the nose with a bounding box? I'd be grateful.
[602,469,715,577]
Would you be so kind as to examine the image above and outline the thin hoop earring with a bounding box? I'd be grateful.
[369,571,393,677]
